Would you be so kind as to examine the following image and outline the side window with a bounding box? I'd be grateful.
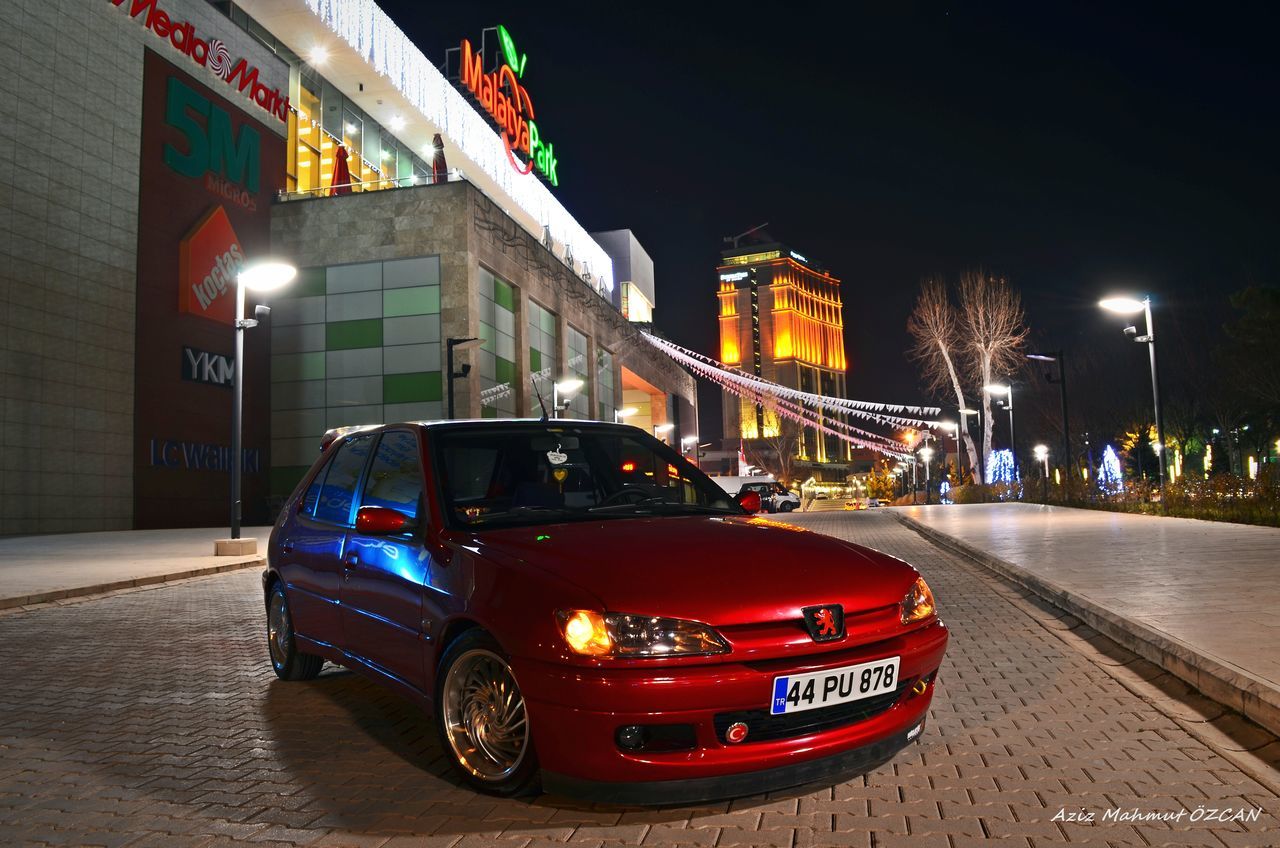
[314,434,375,525]
[361,431,425,521]
[301,456,334,516]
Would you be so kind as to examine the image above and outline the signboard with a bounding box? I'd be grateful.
[133,50,284,528]
[458,25,559,186]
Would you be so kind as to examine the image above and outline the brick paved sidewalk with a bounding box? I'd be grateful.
[0,526,272,609]
[895,503,1280,738]
[1,511,1277,846]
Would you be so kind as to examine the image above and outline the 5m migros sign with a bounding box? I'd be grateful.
[459,25,560,187]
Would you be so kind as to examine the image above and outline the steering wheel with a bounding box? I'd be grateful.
[596,486,653,507]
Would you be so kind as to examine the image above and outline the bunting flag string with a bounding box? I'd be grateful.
[642,332,941,429]
[651,337,915,460]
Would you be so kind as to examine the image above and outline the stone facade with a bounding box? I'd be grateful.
[0,0,288,535]
[268,181,697,490]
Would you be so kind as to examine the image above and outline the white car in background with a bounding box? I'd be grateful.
[710,476,801,513]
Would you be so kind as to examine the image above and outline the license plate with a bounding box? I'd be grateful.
[770,656,901,715]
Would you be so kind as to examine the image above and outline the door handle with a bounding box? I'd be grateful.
[344,552,359,569]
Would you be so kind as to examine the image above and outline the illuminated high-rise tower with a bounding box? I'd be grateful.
[717,242,851,477]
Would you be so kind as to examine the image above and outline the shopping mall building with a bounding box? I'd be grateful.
[0,0,696,535]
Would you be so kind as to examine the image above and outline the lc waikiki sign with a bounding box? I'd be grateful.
[110,0,288,123]
[459,26,560,186]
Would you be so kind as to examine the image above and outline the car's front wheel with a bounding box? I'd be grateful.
[266,582,323,681]
[436,630,538,796]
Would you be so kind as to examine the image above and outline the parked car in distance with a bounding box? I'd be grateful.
[709,475,800,513]
[264,420,948,805]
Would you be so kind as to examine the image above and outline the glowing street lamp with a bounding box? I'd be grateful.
[552,378,583,419]
[653,423,674,443]
[232,260,297,540]
[1099,294,1166,491]
[614,406,638,423]
[1033,444,1050,502]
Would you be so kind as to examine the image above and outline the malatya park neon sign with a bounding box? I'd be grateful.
[460,26,559,187]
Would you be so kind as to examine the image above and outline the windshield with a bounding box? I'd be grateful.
[433,424,739,529]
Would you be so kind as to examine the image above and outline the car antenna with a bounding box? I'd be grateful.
[532,376,549,421]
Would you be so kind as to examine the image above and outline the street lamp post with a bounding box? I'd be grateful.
[1033,444,1049,503]
[446,337,481,419]
[1027,351,1071,482]
[939,420,960,484]
[232,260,297,540]
[1099,295,1166,491]
[614,406,638,423]
[653,423,674,444]
[984,384,1016,480]
[920,444,934,505]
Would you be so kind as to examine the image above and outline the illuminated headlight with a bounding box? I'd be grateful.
[900,577,937,624]
[558,610,729,657]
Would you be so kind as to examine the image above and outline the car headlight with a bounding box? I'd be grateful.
[900,577,937,624]
[557,610,729,657]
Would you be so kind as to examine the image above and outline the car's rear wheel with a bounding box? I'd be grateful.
[267,582,323,681]
[779,502,795,513]
[436,630,538,796]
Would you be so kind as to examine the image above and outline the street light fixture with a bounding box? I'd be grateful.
[919,445,935,505]
[983,384,1016,481]
[1033,444,1050,502]
[1027,351,1071,483]
[1099,294,1166,491]
[231,259,297,540]
[552,378,584,419]
[653,423,674,443]
[445,337,481,419]
[614,406,638,423]
[938,420,961,484]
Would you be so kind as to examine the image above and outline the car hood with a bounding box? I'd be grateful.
[469,515,920,627]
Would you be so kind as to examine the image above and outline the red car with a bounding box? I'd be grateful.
[264,420,947,804]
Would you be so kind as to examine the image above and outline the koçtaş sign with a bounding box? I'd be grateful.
[111,0,289,123]
[178,206,244,325]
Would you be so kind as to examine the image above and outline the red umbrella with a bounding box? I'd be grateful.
[330,144,352,196]
[430,133,447,184]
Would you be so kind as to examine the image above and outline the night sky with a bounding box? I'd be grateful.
[377,1,1280,439]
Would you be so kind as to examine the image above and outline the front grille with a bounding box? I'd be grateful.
[713,679,912,744]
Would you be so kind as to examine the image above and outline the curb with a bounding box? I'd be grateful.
[0,557,266,611]
[891,511,1280,739]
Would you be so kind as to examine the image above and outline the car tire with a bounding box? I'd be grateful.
[779,502,795,513]
[435,629,539,797]
[266,581,324,681]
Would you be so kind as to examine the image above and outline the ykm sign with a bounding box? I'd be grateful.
[459,25,559,186]
[178,205,244,325]
[110,0,288,123]
[182,346,233,388]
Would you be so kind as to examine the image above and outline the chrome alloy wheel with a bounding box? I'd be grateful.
[268,591,292,669]
[441,649,529,781]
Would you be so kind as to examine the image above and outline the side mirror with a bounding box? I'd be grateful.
[355,505,415,535]
[736,490,762,514]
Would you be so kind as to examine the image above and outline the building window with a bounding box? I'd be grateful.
[596,348,614,422]
[565,326,589,419]
[478,268,518,419]
[528,301,558,404]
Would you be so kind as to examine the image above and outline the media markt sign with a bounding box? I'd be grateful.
[178,206,244,325]
[459,25,560,186]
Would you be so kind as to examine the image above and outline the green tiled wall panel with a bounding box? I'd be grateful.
[384,286,440,317]
[384,372,442,403]
[327,319,383,350]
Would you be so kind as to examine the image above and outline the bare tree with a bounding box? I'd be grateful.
[907,277,980,478]
[957,270,1029,472]
[745,412,802,485]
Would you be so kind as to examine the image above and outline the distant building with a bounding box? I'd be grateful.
[591,230,656,323]
[717,242,851,481]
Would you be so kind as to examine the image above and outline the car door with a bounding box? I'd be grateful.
[340,429,433,691]
[279,435,373,643]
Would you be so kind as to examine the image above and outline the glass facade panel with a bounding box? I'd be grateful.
[566,325,589,419]
[528,300,557,402]
[270,257,442,497]
[596,348,615,422]
[478,268,518,419]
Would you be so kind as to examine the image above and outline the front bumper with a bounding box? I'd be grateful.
[515,618,947,797]
[543,722,923,805]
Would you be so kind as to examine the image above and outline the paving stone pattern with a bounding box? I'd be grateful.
[1,513,1277,847]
